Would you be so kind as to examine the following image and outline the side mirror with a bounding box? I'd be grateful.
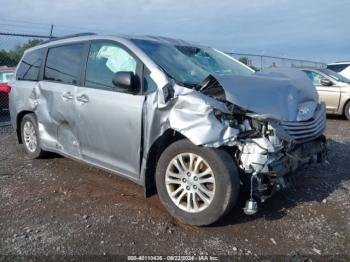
[320,78,333,86]
[112,71,135,91]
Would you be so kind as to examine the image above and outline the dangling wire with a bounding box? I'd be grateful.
[249,156,269,199]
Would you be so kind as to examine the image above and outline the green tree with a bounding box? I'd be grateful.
[0,50,16,66]
[239,56,249,65]
[0,39,43,66]
[238,56,259,71]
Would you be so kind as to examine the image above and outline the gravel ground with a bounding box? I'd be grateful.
[0,117,349,261]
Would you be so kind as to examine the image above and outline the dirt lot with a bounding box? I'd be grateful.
[0,117,349,260]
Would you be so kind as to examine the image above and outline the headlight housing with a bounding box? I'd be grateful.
[296,101,317,121]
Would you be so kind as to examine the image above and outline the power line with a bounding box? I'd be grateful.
[0,23,50,29]
[0,32,52,39]
[0,19,114,35]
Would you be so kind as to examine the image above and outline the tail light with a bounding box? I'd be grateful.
[0,83,11,93]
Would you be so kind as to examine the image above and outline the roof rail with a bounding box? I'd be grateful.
[41,32,96,44]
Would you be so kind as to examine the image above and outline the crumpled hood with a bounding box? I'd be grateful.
[204,68,319,121]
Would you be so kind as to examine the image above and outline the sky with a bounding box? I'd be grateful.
[1,0,349,63]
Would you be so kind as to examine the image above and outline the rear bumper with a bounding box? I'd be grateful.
[254,135,327,201]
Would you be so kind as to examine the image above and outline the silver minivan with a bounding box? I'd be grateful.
[9,34,327,225]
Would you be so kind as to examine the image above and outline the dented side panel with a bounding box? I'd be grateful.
[39,81,80,155]
[143,83,240,150]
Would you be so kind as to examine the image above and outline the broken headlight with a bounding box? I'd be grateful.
[296,101,317,121]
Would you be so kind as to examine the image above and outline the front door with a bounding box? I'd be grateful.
[76,40,145,178]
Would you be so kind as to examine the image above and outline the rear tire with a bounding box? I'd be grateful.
[20,113,46,159]
[155,139,240,226]
[344,101,350,120]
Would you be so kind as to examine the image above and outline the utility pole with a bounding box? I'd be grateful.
[49,24,54,39]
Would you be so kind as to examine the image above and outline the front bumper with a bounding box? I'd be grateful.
[270,135,327,176]
[251,135,327,201]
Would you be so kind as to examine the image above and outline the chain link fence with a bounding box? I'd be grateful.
[228,52,326,71]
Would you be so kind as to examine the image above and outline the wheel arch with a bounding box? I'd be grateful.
[342,98,350,115]
[144,129,186,197]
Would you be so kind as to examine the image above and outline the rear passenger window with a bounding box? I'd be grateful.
[44,44,84,85]
[16,49,44,81]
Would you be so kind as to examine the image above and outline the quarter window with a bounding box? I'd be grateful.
[44,44,85,85]
[16,48,44,81]
[85,42,137,91]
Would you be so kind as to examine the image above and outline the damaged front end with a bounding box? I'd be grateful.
[236,114,327,203]
[202,95,326,206]
[159,68,327,213]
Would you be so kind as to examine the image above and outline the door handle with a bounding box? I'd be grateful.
[62,92,73,100]
[76,94,89,103]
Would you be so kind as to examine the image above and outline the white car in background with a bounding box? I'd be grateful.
[327,62,350,79]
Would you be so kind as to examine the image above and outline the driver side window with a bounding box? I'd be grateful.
[304,70,325,86]
[85,41,137,92]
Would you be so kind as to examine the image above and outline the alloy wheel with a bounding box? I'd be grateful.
[23,121,37,153]
[165,153,216,213]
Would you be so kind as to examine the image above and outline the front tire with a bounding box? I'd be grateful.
[20,113,46,159]
[156,139,240,226]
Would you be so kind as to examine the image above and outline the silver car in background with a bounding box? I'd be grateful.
[9,34,326,225]
[302,67,350,120]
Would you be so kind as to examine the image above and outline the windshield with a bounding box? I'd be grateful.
[131,39,253,85]
[319,68,350,83]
